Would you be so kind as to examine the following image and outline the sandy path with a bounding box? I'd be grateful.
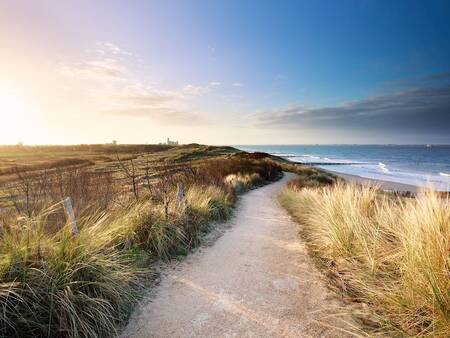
[122,173,357,338]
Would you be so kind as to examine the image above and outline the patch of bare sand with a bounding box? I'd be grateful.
[121,173,361,338]
[328,171,419,193]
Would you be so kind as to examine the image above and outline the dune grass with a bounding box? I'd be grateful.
[0,209,147,338]
[224,173,265,193]
[0,186,232,337]
[0,153,281,337]
[279,181,450,337]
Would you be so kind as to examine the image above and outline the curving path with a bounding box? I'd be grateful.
[122,173,357,338]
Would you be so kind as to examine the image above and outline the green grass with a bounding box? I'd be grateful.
[279,181,450,337]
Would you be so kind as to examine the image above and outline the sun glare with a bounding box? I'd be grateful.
[0,84,36,144]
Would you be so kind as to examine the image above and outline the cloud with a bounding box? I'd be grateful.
[101,107,208,125]
[207,45,216,53]
[102,82,217,126]
[60,42,134,81]
[59,43,219,125]
[275,73,287,81]
[232,82,243,87]
[60,58,126,80]
[111,84,184,104]
[384,71,450,89]
[182,82,220,96]
[419,71,450,83]
[253,86,450,135]
[96,41,132,56]
[103,84,215,125]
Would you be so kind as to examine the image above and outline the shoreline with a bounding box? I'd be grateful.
[325,170,420,193]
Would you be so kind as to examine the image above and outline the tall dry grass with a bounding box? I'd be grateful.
[0,208,146,338]
[0,154,281,337]
[280,182,450,336]
[0,183,234,337]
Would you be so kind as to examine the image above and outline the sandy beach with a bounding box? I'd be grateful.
[327,171,420,193]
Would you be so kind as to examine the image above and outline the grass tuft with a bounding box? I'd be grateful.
[280,181,450,337]
[0,210,147,338]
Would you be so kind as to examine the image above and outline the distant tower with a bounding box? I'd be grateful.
[112,140,117,145]
[165,137,178,145]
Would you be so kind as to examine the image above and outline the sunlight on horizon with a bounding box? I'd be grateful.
[0,1,448,145]
[0,83,38,145]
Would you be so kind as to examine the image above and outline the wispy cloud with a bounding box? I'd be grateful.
[103,84,211,125]
[383,70,450,90]
[232,82,243,87]
[253,86,450,135]
[207,45,216,53]
[96,41,132,56]
[101,107,208,125]
[60,58,126,80]
[421,71,450,82]
[182,82,220,96]
[275,73,287,81]
[111,85,183,104]
[59,42,218,125]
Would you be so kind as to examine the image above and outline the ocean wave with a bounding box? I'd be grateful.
[239,146,450,191]
[378,162,389,173]
[318,164,450,191]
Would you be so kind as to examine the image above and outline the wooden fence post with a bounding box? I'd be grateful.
[63,197,79,235]
[175,183,185,209]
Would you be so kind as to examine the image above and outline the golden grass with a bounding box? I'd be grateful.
[279,182,450,337]
[0,168,265,337]
[0,184,232,337]
[0,147,285,337]
[0,209,147,337]
[224,173,264,193]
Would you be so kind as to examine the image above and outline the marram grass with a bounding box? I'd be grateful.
[0,151,283,337]
[0,210,147,338]
[279,182,450,337]
[0,179,239,337]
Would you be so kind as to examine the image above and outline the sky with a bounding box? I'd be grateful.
[0,0,449,145]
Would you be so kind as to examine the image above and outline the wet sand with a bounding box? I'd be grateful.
[329,171,420,193]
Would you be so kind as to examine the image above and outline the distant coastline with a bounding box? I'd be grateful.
[236,144,450,192]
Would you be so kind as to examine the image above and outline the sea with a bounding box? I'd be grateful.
[235,145,450,191]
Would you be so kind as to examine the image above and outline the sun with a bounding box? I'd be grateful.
[0,84,36,144]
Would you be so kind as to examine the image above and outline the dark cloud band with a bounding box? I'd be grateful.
[254,86,450,136]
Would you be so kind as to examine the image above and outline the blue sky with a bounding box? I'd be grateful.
[1,0,449,144]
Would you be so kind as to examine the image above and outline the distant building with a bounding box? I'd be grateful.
[112,140,117,145]
[166,137,179,146]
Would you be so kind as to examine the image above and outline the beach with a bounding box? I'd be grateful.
[329,171,420,193]
[236,145,450,193]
